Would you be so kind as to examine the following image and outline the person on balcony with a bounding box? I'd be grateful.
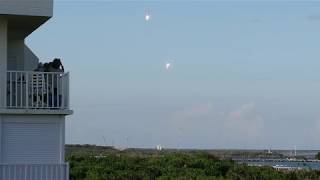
[33,59,64,107]
[48,58,64,72]
[47,58,64,108]
[34,59,64,72]
[34,62,45,71]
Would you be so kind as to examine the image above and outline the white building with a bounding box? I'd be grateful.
[0,1,72,179]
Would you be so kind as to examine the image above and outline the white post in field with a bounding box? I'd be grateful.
[0,18,7,108]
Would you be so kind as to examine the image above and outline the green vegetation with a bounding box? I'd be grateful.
[316,152,320,160]
[67,150,320,180]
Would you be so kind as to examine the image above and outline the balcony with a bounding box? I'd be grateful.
[0,163,69,180]
[6,71,70,110]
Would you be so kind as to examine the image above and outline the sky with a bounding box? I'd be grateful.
[26,1,320,150]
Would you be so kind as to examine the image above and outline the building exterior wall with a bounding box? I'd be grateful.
[0,2,71,179]
[8,39,25,70]
[0,18,7,108]
[7,39,39,71]
[0,0,53,17]
[24,45,39,71]
[0,115,65,164]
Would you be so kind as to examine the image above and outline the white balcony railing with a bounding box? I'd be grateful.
[6,71,70,109]
[0,163,69,180]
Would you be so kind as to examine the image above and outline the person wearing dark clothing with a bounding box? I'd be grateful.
[47,58,64,107]
[49,58,64,72]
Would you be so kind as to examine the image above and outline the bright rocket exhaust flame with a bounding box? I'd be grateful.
[165,62,172,71]
[145,13,151,21]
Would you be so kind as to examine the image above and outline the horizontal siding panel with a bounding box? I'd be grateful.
[0,164,69,180]
[3,122,60,164]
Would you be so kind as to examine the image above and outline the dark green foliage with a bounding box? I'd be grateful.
[316,152,320,160]
[67,151,320,180]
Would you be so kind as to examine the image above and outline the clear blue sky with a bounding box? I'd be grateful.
[27,1,320,149]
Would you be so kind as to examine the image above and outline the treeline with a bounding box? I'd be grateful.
[67,152,320,180]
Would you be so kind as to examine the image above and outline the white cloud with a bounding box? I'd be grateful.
[226,103,264,138]
[169,102,264,148]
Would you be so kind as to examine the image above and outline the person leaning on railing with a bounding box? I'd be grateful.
[34,58,64,73]
[48,58,64,107]
[48,58,64,73]
[34,62,44,72]
[33,58,65,107]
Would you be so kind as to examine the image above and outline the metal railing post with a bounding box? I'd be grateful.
[25,72,29,109]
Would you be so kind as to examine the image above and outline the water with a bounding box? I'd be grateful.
[238,160,320,170]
